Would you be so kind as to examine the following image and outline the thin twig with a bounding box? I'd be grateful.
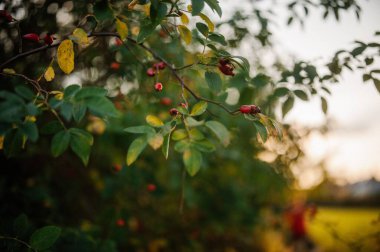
[0,235,36,252]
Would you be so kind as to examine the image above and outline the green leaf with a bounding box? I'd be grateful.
[231,56,250,74]
[51,130,71,157]
[162,131,171,159]
[205,71,222,93]
[294,90,308,101]
[174,140,189,153]
[30,226,61,250]
[191,0,204,16]
[18,122,38,142]
[14,85,35,101]
[192,139,215,152]
[189,128,204,140]
[185,117,204,127]
[274,87,289,97]
[124,125,155,134]
[72,103,87,123]
[172,129,187,141]
[208,33,227,46]
[205,121,230,147]
[190,101,208,116]
[40,121,64,135]
[321,97,328,114]
[146,115,164,127]
[351,46,366,57]
[3,129,24,157]
[196,22,209,37]
[86,97,118,117]
[282,96,294,118]
[64,85,81,99]
[75,87,107,100]
[183,148,202,176]
[150,2,167,24]
[69,128,93,166]
[204,0,222,17]
[116,18,128,41]
[253,120,268,143]
[126,136,147,165]
[137,23,157,43]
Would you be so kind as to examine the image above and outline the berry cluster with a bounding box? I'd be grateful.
[218,58,235,76]
[146,61,166,77]
[23,33,56,45]
[239,105,261,115]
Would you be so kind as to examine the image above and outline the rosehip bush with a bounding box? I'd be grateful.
[0,0,379,251]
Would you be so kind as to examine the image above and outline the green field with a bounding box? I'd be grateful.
[308,207,380,252]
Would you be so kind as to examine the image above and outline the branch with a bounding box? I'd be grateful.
[1,31,238,115]
[0,235,36,252]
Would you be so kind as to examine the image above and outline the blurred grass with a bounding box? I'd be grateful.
[308,207,380,252]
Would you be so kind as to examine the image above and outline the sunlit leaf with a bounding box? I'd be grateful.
[116,19,128,41]
[178,25,192,45]
[146,115,164,127]
[205,121,230,147]
[71,28,89,45]
[44,66,55,82]
[148,133,164,150]
[183,148,202,176]
[57,40,74,74]
[126,136,147,166]
[199,13,214,32]
[172,129,187,141]
[190,101,208,116]
[321,97,328,114]
[180,13,189,25]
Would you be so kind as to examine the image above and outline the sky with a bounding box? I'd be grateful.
[220,0,380,187]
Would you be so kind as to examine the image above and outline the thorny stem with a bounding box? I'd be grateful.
[0,31,239,115]
[0,235,36,252]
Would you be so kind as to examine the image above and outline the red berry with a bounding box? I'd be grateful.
[113,164,122,172]
[115,38,123,46]
[0,10,13,22]
[169,108,179,116]
[157,61,166,70]
[218,63,235,76]
[239,105,251,114]
[110,62,120,70]
[147,184,157,192]
[43,33,54,45]
[154,82,163,92]
[160,97,172,106]
[146,68,155,77]
[250,105,261,114]
[116,218,126,227]
[179,102,187,108]
[219,58,230,66]
[23,33,40,43]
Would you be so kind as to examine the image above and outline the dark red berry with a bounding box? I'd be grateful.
[169,108,179,116]
[146,68,155,77]
[44,33,54,45]
[160,97,172,106]
[0,10,13,22]
[154,82,163,92]
[218,63,235,76]
[116,218,126,227]
[147,184,156,192]
[23,33,40,43]
[239,105,251,114]
[219,58,230,66]
[113,164,122,172]
[250,105,261,114]
[157,61,166,70]
[115,38,123,46]
[110,62,120,70]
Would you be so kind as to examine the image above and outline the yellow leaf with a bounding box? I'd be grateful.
[180,13,189,25]
[187,5,192,12]
[2,68,16,74]
[148,134,164,150]
[199,13,214,32]
[44,66,55,82]
[72,28,89,45]
[57,40,74,74]
[178,25,192,45]
[146,115,164,127]
[131,26,140,36]
[116,18,128,41]
[25,116,36,122]
[0,135,4,150]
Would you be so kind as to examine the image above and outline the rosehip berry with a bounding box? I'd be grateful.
[113,164,122,172]
[0,10,13,22]
[110,62,120,70]
[239,105,251,114]
[179,102,187,108]
[154,82,163,92]
[43,33,54,45]
[218,63,235,76]
[146,68,155,77]
[169,108,179,116]
[147,183,156,192]
[160,97,172,106]
[157,61,166,70]
[219,58,230,66]
[116,218,126,227]
[115,38,123,46]
[23,33,40,43]
[250,105,261,114]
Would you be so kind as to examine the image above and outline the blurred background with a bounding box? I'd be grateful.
[0,0,379,251]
